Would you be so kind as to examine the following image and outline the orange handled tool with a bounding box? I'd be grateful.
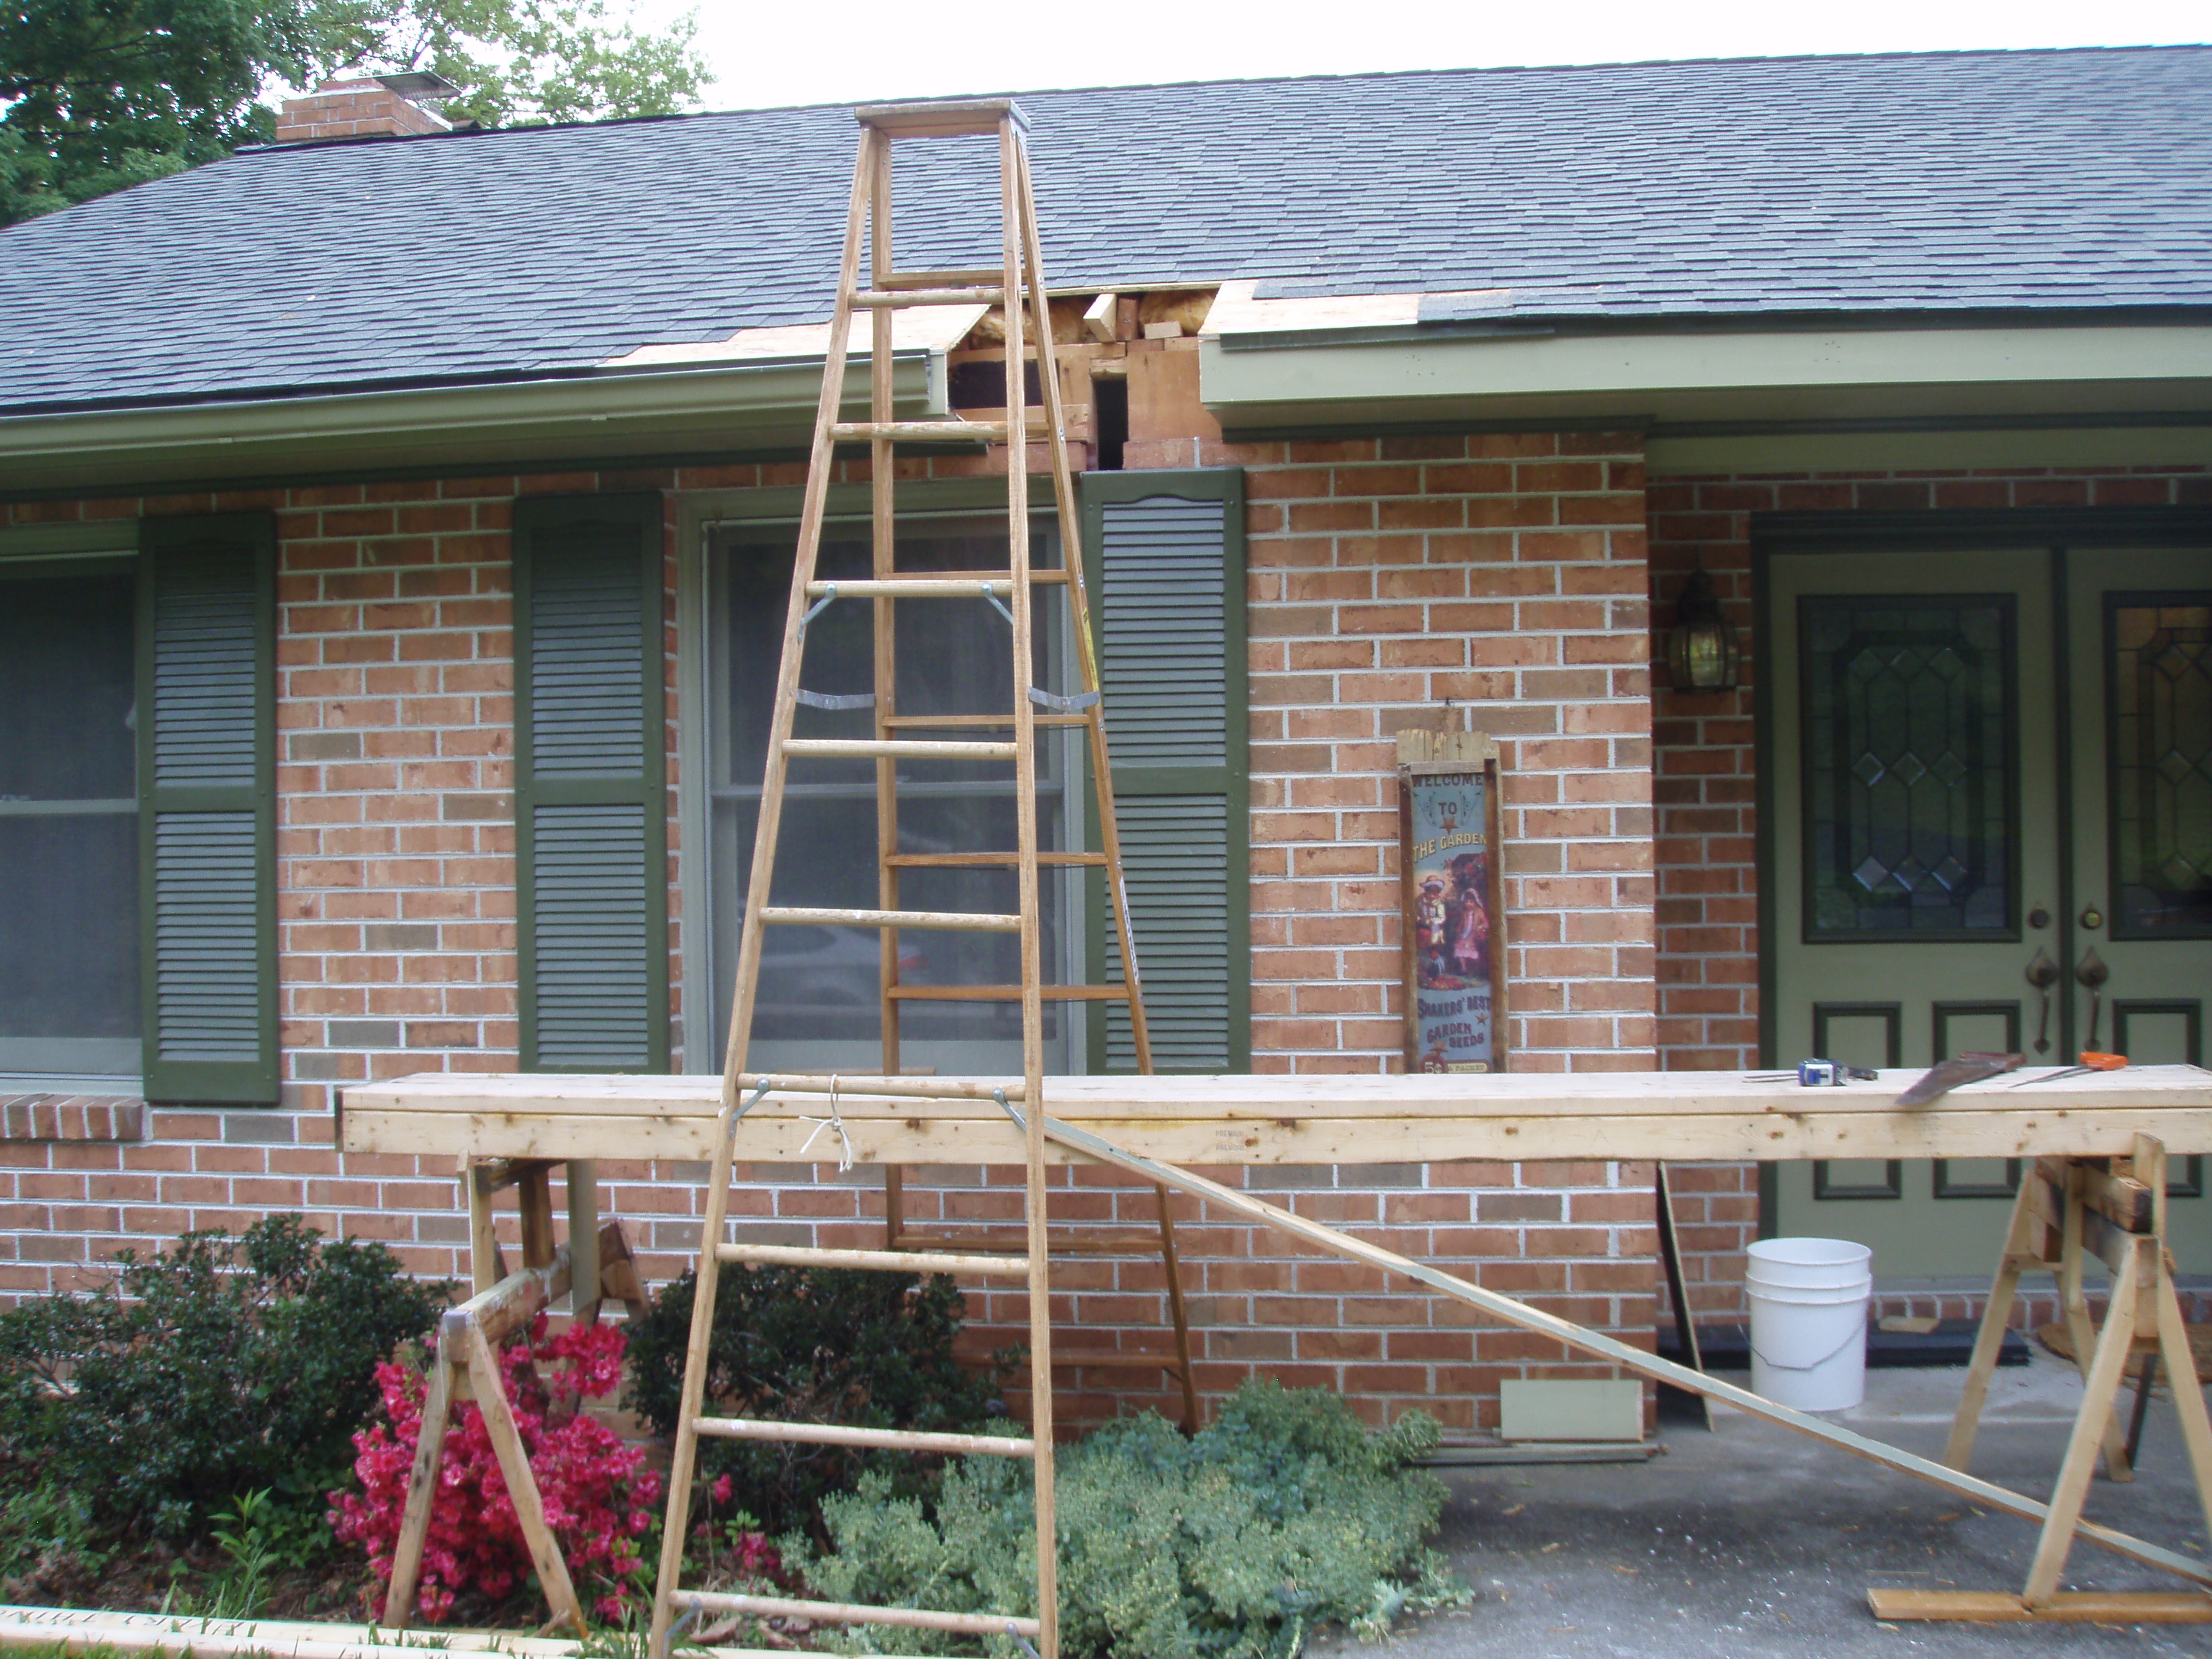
[2008,1051,2127,1087]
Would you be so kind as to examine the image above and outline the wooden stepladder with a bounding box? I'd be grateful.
[1871,1134,2212,1624]
[651,96,1172,1659]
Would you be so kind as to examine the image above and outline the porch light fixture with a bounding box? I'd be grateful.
[1666,565,1740,693]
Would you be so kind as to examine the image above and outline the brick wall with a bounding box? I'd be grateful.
[0,434,1665,1434]
[1647,464,2212,1323]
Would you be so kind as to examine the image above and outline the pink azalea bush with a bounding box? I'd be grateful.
[330,1317,662,1623]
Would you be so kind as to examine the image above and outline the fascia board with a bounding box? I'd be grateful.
[1200,325,2212,431]
[0,351,943,496]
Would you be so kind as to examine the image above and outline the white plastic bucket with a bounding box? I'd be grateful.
[1745,1237,1872,1411]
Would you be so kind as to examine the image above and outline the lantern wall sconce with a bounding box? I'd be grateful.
[1665,565,1740,693]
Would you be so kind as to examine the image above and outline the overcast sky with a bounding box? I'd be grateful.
[646,0,2209,112]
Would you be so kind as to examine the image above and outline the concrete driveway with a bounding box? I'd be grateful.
[1318,1351,2211,1657]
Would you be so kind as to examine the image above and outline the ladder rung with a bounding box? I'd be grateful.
[719,1241,1033,1277]
[887,984,1128,1002]
[879,268,1012,289]
[1033,1349,1186,1372]
[739,1071,1022,1100]
[886,850,1109,867]
[805,578,1010,599]
[783,738,1017,760]
[760,905,1020,932]
[881,713,1090,729]
[674,1589,1040,1640]
[693,1416,1035,1457]
[932,567,1069,585]
[853,287,1006,307]
[832,421,1006,443]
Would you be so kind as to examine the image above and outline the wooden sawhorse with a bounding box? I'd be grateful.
[1871,1135,2212,1624]
[382,1157,649,1634]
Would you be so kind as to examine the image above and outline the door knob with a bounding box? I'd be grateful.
[2076,948,2109,1051]
[2080,906,2104,931]
[2028,903,2052,930]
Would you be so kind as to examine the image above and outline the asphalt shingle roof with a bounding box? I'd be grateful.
[4,45,2210,415]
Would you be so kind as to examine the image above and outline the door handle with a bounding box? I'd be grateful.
[2024,948,2059,1055]
[2075,948,2109,1051]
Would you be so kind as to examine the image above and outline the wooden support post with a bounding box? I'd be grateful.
[466,1164,502,1298]
[518,1161,557,1270]
[380,1350,457,1627]
[566,1159,601,1326]
[1943,1174,2037,1470]
[464,1323,586,1636]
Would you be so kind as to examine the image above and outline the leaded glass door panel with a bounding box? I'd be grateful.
[1770,551,2059,1279]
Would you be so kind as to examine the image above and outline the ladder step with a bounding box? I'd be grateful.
[783,738,1017,760]
[878,267,1012,289]
[805,578,1011,599]
[932,566,1069,585]
[886,850,1109,868]
[853,287,1006,307]
[857,97,1028,140]
[760,905,1021,932]
[719,1241,1033,1277]
[673,1589,1040,1640]
[887,984,1128,1002]
[893,1227,1168,1256]
[693,1416,1035,1457]
[832,421,1007,443]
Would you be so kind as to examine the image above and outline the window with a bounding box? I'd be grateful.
[706,512,1085,1075]
[0,559,140,1076]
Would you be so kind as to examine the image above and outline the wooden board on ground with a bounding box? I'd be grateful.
[1868,1589,2212,1623]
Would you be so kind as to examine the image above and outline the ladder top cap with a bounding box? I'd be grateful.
[855,97,1030,138]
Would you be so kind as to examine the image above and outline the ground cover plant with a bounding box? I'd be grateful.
[0,1216,448,1612]
[796,1380,1468,1659]
[626,1264,1004,1534]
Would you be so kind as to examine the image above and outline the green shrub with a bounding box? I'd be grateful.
[796,1380,1468,1659]
[626,1264,1002,1532]
[0,1215,449,1536]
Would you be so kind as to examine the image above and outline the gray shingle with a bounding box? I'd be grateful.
[3,46,2210,415]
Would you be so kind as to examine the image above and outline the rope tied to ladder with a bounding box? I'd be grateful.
[798,1073,857,1172]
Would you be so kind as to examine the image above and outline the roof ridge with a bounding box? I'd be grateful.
[236,42,2212,156]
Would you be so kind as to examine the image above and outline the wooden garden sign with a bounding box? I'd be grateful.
[1398,727,1506,1073]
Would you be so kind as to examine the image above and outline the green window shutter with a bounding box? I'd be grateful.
[513,493,668,1072]
[1081,469,1249,1073]
[137,512,277,1104]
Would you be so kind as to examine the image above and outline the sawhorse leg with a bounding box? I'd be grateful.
[1879,1137,2212,1624]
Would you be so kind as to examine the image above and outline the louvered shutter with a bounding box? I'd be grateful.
[513,493,668,1072]
[1080,470,1249,1072]
[137,513,277,1103]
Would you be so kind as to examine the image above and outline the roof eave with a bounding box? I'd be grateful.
[0,350,945,498]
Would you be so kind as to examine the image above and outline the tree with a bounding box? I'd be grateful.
[0,0,706,228]
[309,0,708,130]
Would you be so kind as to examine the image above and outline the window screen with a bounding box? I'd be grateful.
[0,565,140,1074]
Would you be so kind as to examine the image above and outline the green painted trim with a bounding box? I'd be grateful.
[1650,423,2212,476]
[1755,508,2212,552]
[1078,467,1251,1074]
[1200,325,2212,436]
[135,511,279,1105]
[0,523,140,558]
[513,490,671,1074]
[0,354,941,498]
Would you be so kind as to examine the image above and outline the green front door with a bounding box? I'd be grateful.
[1768,541,2212,1278]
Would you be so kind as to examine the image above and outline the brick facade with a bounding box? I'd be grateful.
[0,430,1665,1434]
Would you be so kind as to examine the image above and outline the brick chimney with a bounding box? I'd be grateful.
[275,73,459,143]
